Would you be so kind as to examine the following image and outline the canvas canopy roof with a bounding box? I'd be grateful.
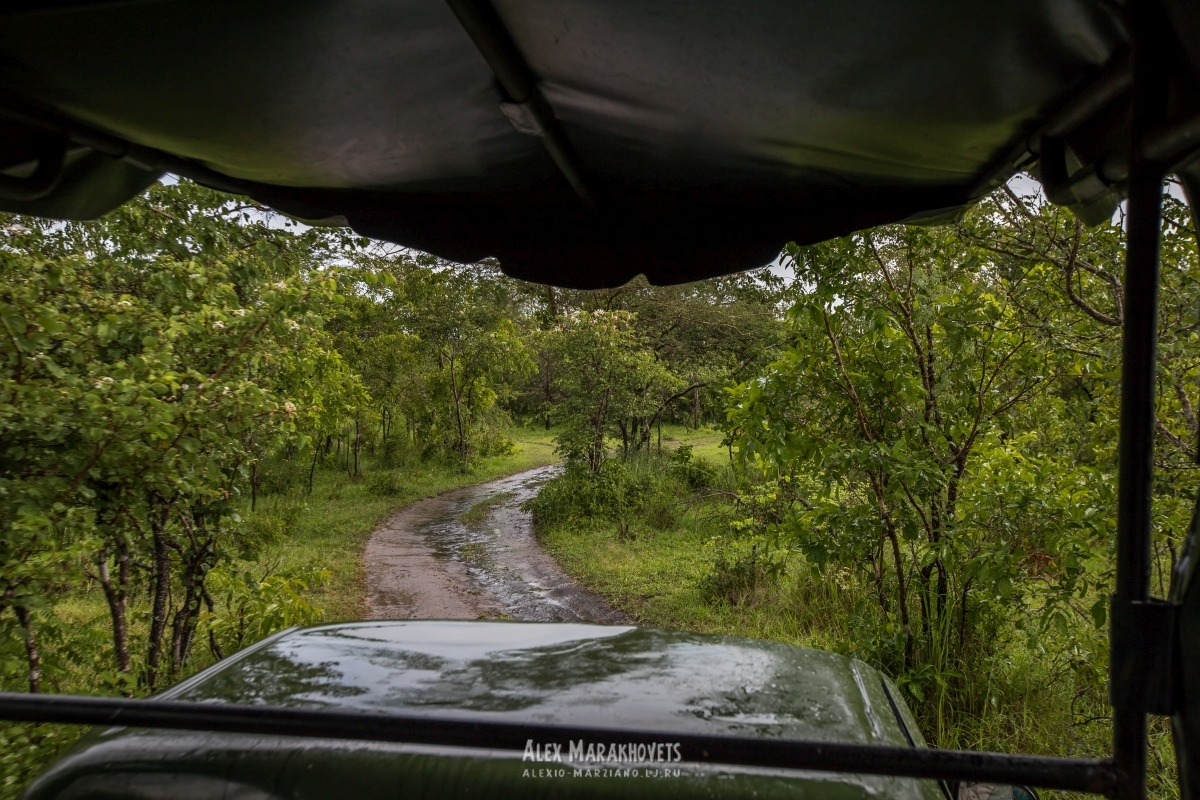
[0,0,1197,288]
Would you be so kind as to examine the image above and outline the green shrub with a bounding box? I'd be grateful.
[699,543,786,606]
[474,427,516,458]
[527,451,720,532]
[0,723,81,800]
[366,470,404,497]
[642,494,678,531]
[256,457,308,496]
[239,500,306,558]
[198,565,327,657]
[524,460,651,528]
[669,445,717,490]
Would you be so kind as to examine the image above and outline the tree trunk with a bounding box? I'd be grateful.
[204,588,225,662]
[307,447,319,495]
[449,358,468,461]
[590,388,611,471]
[958,579,972,654]
[917,567,935,640]
[872,473,913,669]
[146,522,171,690]
[13,605,39,693]
[97,545,131,675]
[692,386,701,429]
[887,523,914,669]
[875,537,888,615]
[936,560,948,622]
[354,418,361,477]
[171,558,204,674]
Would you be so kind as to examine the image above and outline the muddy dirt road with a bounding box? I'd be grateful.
[364,465,626,623]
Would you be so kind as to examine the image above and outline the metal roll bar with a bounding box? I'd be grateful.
[0,692,1117,795]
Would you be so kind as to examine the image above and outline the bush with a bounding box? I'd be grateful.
[669,445,717,490]
[474,426,516,458]
[524,460,651,528]
[366,470,404,497]
[241,500,306,557]
[642,494,678,531]
[198,564,328,657]
[699,543,786,606]
[256,457,308,496]
[0,723,77,800]
[526,450,723,533]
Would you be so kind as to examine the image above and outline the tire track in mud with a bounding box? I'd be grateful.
[364,464,626,623]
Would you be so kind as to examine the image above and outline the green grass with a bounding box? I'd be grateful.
[457,491,515,528]
[656,423,729,464]
[539,490,850,651]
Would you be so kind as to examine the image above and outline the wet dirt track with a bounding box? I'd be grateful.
[364,465,626,624]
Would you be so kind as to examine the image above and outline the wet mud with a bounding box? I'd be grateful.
[364,465,626,623]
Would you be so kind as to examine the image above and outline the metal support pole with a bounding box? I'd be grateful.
[1112,3,1169,799]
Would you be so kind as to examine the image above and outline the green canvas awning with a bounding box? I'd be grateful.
[0,0,1197,287]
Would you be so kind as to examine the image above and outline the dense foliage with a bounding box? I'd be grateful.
[0,184,356,692]
[0,181,784,794]
[3,175,1198,799]
[724,188,1198,698]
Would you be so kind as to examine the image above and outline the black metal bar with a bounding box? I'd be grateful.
[442,0,597,212]
[1040,52,1133,142]
[0,693,1115,795]
[967,52,1131,200]
[1143,112,1200,171]
[1112,3,1169,800]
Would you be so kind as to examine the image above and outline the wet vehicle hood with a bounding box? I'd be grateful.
[24,621,941,800]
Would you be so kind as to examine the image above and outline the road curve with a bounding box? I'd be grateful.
[364,464,626,623]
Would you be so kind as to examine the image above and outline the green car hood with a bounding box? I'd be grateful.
[24,621,941,800]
